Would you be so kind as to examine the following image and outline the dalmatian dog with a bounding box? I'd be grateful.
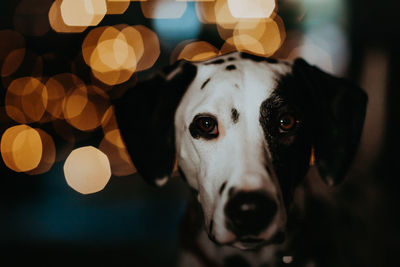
[114,52,367,266]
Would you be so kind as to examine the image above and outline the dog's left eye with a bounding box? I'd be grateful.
[190,116,219,139]
[279,114,297,132]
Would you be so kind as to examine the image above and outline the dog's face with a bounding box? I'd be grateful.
[115,52,367,250]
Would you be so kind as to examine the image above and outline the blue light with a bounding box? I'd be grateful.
[152,2,202,50]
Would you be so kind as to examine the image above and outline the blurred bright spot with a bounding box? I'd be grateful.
[27,129,56,175]
[134,25,160,71]
[141,0,187,19]
[282,256,293,264]
[287,41,334,73]
[14,0,52,36]
[82,25,144,85]
[63,85,110,132]
[63,146,111,195]
[228,0,276,18]
[196,1,217,24]
[232,16,286,57]
[101,106,119,135]
[1,49,26,77]
[177,41,218,62]
[1,125,43,172]
[152,2,201,47]
[215,0,237,29]
[49,0,87,33]
[220,37,237,54]
[106,0,130,14]
[45,73,85,120]
[99,129,136,177]
[60,0,107,27]
[5,77,48,124]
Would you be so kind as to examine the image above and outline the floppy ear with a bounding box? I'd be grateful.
[113,61,197,186]
[293,59,368,186]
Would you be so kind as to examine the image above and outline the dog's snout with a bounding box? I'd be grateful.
[224,191,277,236]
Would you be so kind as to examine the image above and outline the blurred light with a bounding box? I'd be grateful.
[1,50,43,88]
[63,146,111,195]
[49,0,87,33]
[141,0,187,19]
[1,125,43,172]
[64,85,110,132]
[228,0,276,18]
[287,41,333,73]
[282,256,293,264]
[26,129,56,175]
[133,25,160,71]
[220,37,237,54]
[82,25,144,85]
[1,48,26,77]
[177,41,218,62]
[13,0,52,36]
[45,73,85,119]
[152,3,201,47]
[99,129,136,177]
[215,0,237,29]
[106,0,130,14]
[60,0,107,27]
[232,16,286,57]
[195,1,217,24]
[5,77,48,124]
[101,106,119,135]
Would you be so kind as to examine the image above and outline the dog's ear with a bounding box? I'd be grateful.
[113,60,197,186]
[293,58,367,186]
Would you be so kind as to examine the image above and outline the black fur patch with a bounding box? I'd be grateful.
[259,73,312,208]
[228,57,236,61]
[240,52,278,64]
[231,108,239,123]
[201,78,211,90]
[226,64,237,71]
[219,181,227,195]
[224,255,251,267]
[205,59,225,65]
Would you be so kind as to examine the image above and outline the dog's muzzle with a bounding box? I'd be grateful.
[224,191,277,244]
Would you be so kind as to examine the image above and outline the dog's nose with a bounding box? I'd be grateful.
[224,191,277,236]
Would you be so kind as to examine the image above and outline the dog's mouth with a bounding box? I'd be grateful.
[231,231,286,250]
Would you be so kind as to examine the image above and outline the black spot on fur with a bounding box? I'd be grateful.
[231,108,239,123]
[226,64,237,71]
[240,52,278,63]
[228,57,236,61]
[219,181,227,195]
[205,59,225,65]
[201,78,211,90]
[234,84,239,89]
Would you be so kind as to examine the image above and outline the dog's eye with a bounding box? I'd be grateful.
[190,116,219,139]
[279,114,297,132]
[196,117,218,134]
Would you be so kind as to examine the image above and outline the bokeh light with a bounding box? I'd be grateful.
[228,0,276,18]
[106,0,130,14]
[13,0,52,36]
[49,0,87,33]
[63,146,111,195]
[5,77,48,124]
[1,125,43,172]
[60,0,107,27]
[26,129,56,175]
[177,41,219,62]
[141,0,187,19]
[99,129,136,177]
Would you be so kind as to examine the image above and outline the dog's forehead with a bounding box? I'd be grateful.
[179,52,292,116]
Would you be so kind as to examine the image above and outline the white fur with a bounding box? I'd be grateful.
[175,52,292,248]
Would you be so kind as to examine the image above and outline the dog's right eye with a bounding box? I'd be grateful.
[190,116,219,139]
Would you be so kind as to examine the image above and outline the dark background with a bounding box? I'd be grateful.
[0,1,399,266]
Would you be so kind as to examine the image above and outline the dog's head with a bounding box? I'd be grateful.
[114,52,367,250]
